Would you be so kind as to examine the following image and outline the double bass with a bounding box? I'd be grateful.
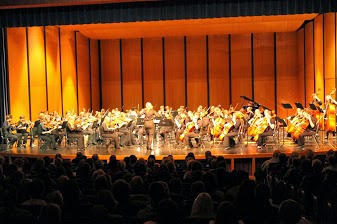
[325,88,337,132]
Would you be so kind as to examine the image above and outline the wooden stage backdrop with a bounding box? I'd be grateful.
[6,13,337,121]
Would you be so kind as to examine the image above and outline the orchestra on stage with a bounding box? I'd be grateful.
[1,89,337,152]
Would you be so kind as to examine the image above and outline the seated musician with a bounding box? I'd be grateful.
[113,111,135,146]
[66,116,85,150]
[174,110,187,144]
[2,114,23,149]
[159,107,174,144]
[183,112,203,149]
[295,109,317,148]
[16,115,35,148]
[101,116,121,149]
[37,114,57,150]
[257,110,276,149]
[220,112,244,149]
[78,111,97,146]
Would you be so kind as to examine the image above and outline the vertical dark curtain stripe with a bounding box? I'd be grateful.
[162,37,166,106]
[184,36,187,108]
[323,14,325,93]
[313,19,315,99]
[141,38,144,109]
[251,33,254,100]
[303,26,306,106]
[26,27,32,121]
[43,26,48,112]
[88,38,92,110]
[119,39,123,109]
[206,35,210,107]
[0,28,9,126]
[335,13,337,99]
[229,34,232,105]
[98,40,103,109]
[75,32,79,114]
[58,27,64,115]
[274,33,277,113]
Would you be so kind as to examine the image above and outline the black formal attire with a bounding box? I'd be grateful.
[37,122,56,150]
[2,120,22,147]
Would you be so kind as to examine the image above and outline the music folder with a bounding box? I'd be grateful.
[281,103,293,109]
[136,118,144,126]
[159,119,174,127]
[295,102,304,109]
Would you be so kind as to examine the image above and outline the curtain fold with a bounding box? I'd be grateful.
[0,28,9,126]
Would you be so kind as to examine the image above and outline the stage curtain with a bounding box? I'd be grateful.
[314,14,324,103]
[305,22,315,108]
[324,13,336,97]
[90,39,100,112]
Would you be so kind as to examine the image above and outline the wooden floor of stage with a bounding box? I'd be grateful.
[1,131,335,161]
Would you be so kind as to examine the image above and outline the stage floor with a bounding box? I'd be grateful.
[1,132,336,175]
[1,132,335,161]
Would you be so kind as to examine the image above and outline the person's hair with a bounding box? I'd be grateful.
[95,189,117,212]
[215,201,237,224]
[46,191,63,208]
[92,153,99,162]
[38,203,62,224]
[112,179,131,203]
[130,176,145,194]
[148,181,168,206]
[29,179,45,199]
[157,199,179,224]
[190,181,206,199]
[191,192,214,216]
[169,178,182,194]
[279,199,302,224]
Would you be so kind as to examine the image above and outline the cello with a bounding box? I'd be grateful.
[325,88,337,132]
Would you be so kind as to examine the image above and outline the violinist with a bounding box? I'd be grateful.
[2,114,23,149]
[114,111,136,146]
[16,115,35,148]
[37,114,57,150]
[66,116,85,150]
[143,102,160,150]
[174,109,187,144]
[159,106,174,144]
[295,109,317,148]
[256,110,276,149]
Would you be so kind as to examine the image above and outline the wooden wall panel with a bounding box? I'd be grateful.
[143,38,164,108]
[100,39,121,110]
[208,35,230,108]
[186,36,207,111]
[231,34,252,107]
[253,33,274,111]
[277,32,299,118]
[7,28,30,121]
[296,29,305,116]
[76,32,91,112]
[29,28,47,118]
[122,39,142,111]
[305,22,315,108]
[314,15,324,103]
[164,37,185,109]
[324,13,336,98]
[90,40,100,112]
[45,26,62,115]
[60,29,77,114]
[27,27,47,120]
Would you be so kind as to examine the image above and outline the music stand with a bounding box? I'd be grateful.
[171,110,178,118]
[281,103,293,127]
[136,118,144,126]
[276,116,287,147]
[295,102,304,109]
[159,119,174,127]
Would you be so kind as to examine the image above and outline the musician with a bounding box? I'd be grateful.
[183,113,203,149]
[296,109,317,148]
[256,110,276,149]
[143,102,160,150]
[2,114,23,148]
[16,115,34,148]
[174,109,187,144]
[114,111,136,146]
[220,112,244,149]
[325,89,337,139]
[101,116,121,149]
[37,114,57,150]
[66,116,85,150]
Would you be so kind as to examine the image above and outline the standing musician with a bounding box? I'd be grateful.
[324,88,337,139]
[256,110,276,149]
[16,115,35,148]
[142,102,160,150]
[2,114,23,149]
[101,116,121,149]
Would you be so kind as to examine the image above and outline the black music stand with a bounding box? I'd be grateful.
[171,111,178,118]
[295,102,304,109]
[309,103,324,113]
[136,118,144,126]
[158,119,174,128]
[281,103,293,127]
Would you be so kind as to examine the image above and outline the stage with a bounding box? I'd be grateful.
[1,131,336,176]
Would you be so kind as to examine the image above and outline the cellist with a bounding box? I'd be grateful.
[256,110,276,149]
[324,88,337,140]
